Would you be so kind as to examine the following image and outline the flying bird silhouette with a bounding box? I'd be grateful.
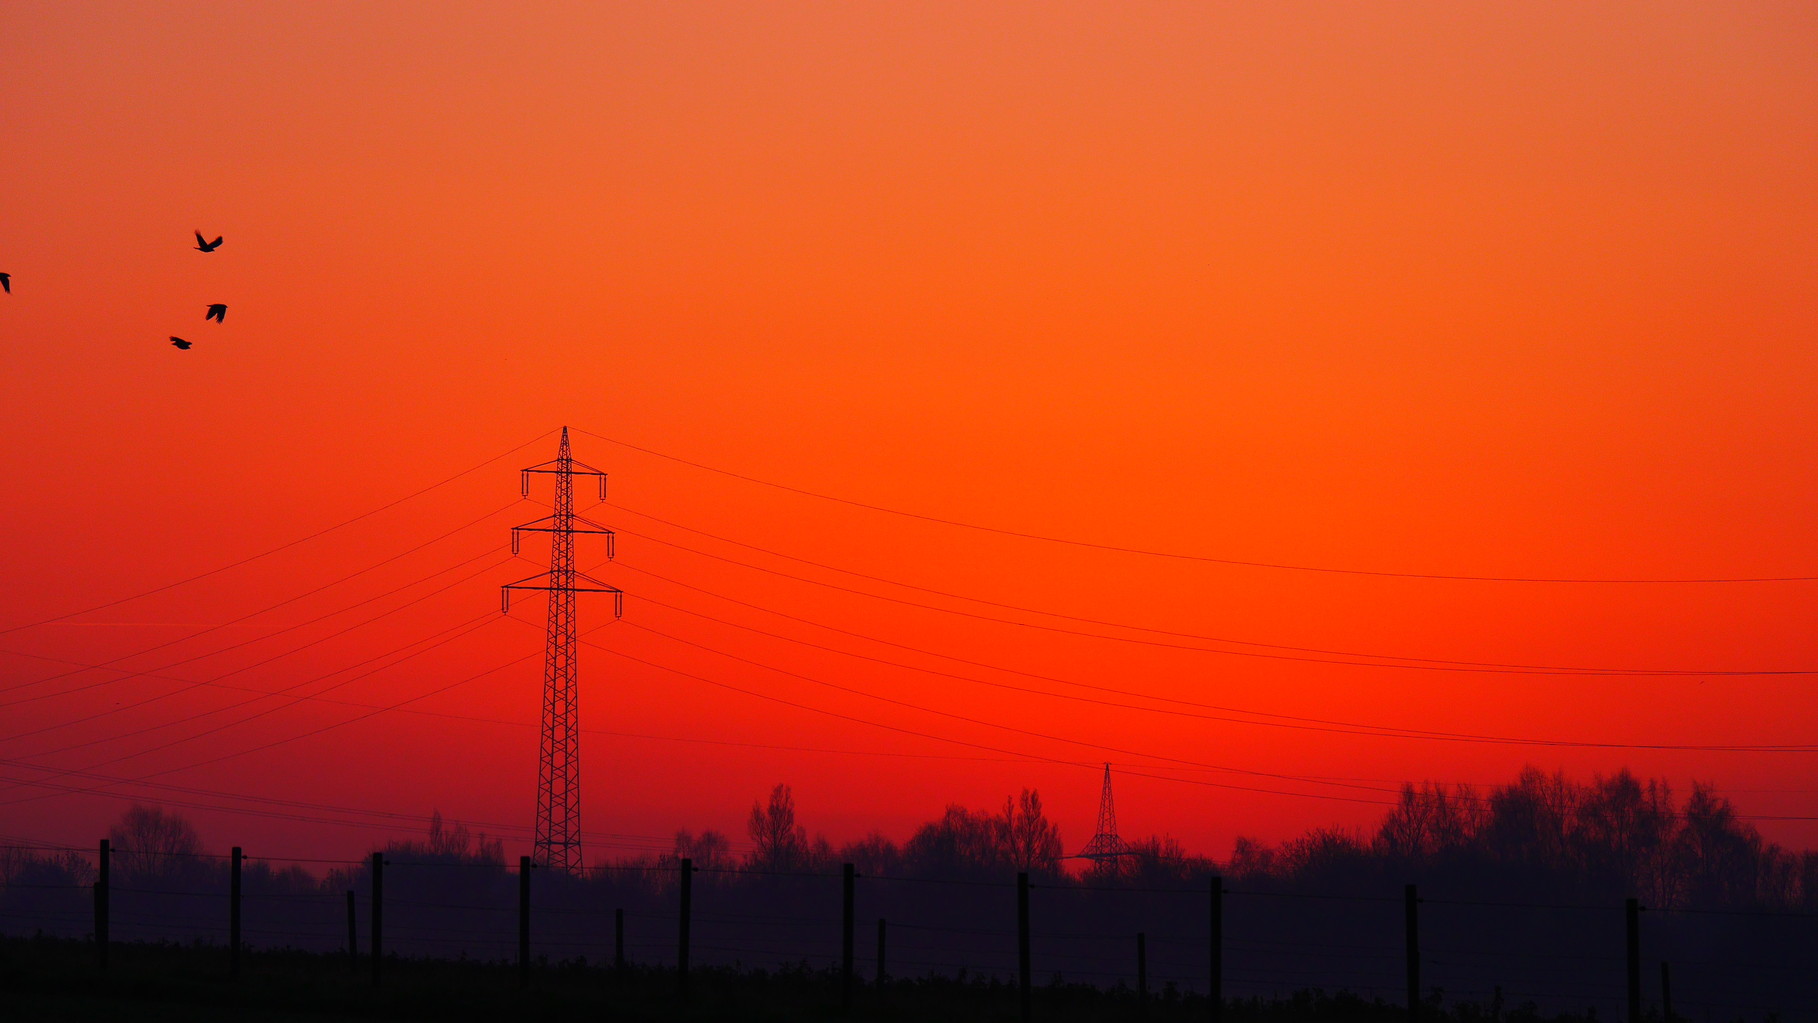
[170,336,192,350]
[206,303,227,322]
[193,231,223,252]
[0,272,10,294]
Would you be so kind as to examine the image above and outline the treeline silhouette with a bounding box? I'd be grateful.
[1,767,1812,1021]
[1235,767,1817,911]
[684,770,1818,912]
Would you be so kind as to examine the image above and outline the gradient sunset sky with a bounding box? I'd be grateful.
[2,2,1815,864]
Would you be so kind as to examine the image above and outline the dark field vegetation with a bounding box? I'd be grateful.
[0,933,1720,1023]
[3,768,1813,1021]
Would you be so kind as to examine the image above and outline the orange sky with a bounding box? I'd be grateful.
[1,2,1815,865]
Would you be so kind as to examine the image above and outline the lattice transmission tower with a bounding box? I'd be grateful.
[1077,763,1134,861]
[501,427,621,870]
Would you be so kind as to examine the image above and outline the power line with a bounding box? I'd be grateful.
[618,508,1708,675]
[572,428,1818,584]
[8,603,504,768]
[610,563,1818,755]
[560,621,1393,806]
[595,636,1387,806]
[610,526,1813,677]
[0,762,706,854]
[1,555,619,806]
[0,541,514,728]
[10,540,1801,830]
[575,620,1818,822]
[27,613,1815,825]
[0,609,510,809]
[0,617,601,813]
[612,582,1817,754]
[1,640,1036,769]
[0,499,524,701]
[0,551,582,798]
[0,766,507,839]
[0,429,555,638]
[10,426,1809,845]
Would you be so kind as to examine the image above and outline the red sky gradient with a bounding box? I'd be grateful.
[2,3,1815,865]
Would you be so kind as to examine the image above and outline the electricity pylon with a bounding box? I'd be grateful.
[1077,763,1134,862]
[501,427,621,871]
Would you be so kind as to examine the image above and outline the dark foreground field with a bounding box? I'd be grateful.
[0,934,1635,1023]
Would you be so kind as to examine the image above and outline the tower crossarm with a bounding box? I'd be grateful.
[513,516,613,533]
[512,515,615,557]
[501,574,624,617]
[521,462,607,499]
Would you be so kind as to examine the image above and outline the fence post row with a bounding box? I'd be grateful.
[229,846,243,979]
[47,851,1767,1019]
[94,838,110,975]
[1405,883,1420,1023]
[518,855,532,991]
[370,852,384,990]
[677,857,692,999]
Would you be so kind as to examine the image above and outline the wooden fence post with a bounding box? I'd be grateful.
[678,857,692,999]
[1017,872,1031,1023]
[1626,898,1642,1023]
[229,846,242,979]
[1137,931,1149,1020]
[1209,875,1222,1023]
[94,838,109,975]
[1405,884,1420,1023]
[842,862,856,1013]
[518,855,532,990]
[370,852,384,990]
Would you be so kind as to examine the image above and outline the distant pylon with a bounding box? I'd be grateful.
[501,427,622,871]
[1077,763,1134,861]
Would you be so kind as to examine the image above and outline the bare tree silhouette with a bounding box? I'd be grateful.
[996,788,1063,874]
[108,804,204,887]
[673,828,733,871]
[746,783,810,872]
